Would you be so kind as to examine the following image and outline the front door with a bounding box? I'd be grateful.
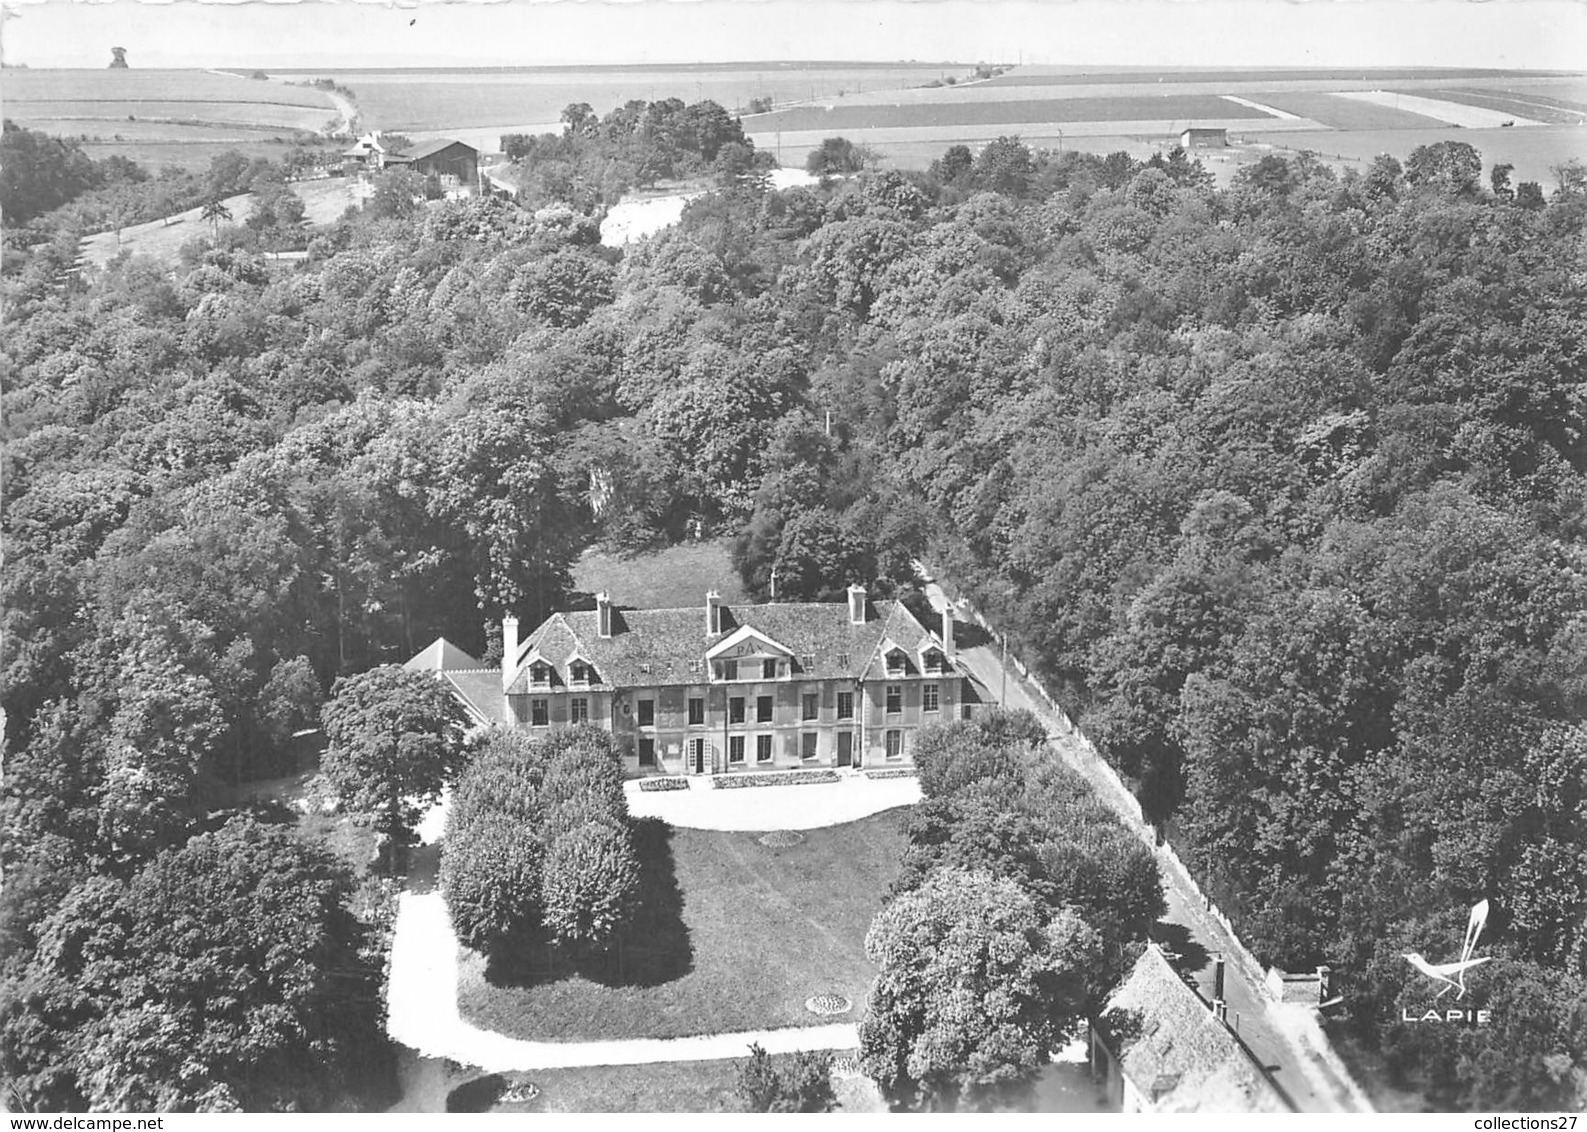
[837,731,853,768]
[690,738,705,774]
[639,737,655,767]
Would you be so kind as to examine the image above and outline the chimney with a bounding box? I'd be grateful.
[847,584,867,625]
[1214,999,1229,1024]
[1213,953,1226,1003]
[706,590,723,636]
[941,607,955,660]
[596,591,613,639]
[501,615,519,689]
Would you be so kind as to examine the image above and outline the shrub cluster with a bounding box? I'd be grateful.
[860,767,918,781]
[897,708,1164,977]
[441,726,638,958]
[710,769,840,789]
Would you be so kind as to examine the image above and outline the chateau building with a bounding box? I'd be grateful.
[407,585,986,778]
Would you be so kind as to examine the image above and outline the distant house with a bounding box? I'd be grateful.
[407,585,990,778]
[384,138,481,196]
[1090,946,1294,1113]
[341,132,390,169]
[1179,127,1228,148]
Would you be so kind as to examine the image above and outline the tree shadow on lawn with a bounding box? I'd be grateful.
[483,817,692,990]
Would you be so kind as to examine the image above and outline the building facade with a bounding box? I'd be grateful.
[408,586,986,778]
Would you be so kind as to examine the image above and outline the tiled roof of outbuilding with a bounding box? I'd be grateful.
[1098,946,1293,1113]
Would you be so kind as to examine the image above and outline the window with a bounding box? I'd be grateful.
[800,654,815,673]
[637,699,654,727]
[923,683,939,713]
[801,731,818,760]
[801,693,819,721]
[570,697,589,723]
[836,652,849,668]
[886,684,902,715]
[886,730,904,759]
[530,662,552,687]
[756,734,773,762]
[757,695,773,723]
[531,698,548,727]
[837,692,854,720]
[688,697,705,726]
[729,696,745,724]
[763,658,779,679]
[570,661,591,685]
[729,735,745,763]
[722,659,738,681]
[924,649,945,673]
[886,651,906,674]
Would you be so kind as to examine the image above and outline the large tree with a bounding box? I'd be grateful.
[5,817,387,1112]
[859,868,1101,1111]
[319,665,468,868]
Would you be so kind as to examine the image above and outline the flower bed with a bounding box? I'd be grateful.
[758,830,807,848]
[710,769,841,789]
[637,776,691,792]
[862,767,918,780]
[804,992,853,1016]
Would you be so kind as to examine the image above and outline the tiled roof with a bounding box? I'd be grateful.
[507,598,952,693]
[442,670,509,727]
[1099,947,1292,1113]
[405,637,482,673]
[389,137,477,163]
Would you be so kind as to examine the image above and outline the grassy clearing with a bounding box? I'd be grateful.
[573,539,748,609]
[457,810,908,1041]
[419,1054,883,1113]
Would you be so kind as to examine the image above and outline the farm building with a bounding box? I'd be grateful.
[407,585,989,778]
[384,138,481,196]
[341,132,391,168]
[1090,946,1293,1113]
[1179,127,1228,148]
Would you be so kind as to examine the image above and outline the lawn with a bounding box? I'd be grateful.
[572,539,748,609]
[456,809,909,1041]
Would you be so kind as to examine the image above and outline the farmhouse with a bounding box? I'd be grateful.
[384,138,481,195]
[408,585,987,777]
[1179,126,1228,148]
[341,132,391,168]
[1090,946,1293,1113]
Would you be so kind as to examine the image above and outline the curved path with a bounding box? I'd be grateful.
[386,777,918,1071]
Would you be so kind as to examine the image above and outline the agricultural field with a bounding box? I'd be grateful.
[749,94,1271,133]
[270,62,961,136]
[4,68,340,169]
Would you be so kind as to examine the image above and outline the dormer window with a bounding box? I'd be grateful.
[886,650,907,675]
[800,653,815,672]
[762,658,779,680]
[923,648,946,673]
[569,661,597,686]
[529,661,552,687]
[720,659,739,682]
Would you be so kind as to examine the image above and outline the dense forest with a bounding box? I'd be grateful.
[3,106,1586,1110]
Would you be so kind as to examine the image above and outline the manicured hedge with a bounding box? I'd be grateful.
[862,768,918,780]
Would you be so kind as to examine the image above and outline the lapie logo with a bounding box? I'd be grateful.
[1400,899,1493,1024]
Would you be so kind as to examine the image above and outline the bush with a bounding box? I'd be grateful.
[440,812,545,952]
[734,1044,836,1113]
[540,822,640,954]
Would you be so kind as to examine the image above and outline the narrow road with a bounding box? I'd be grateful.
[921,575,1373,1113]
